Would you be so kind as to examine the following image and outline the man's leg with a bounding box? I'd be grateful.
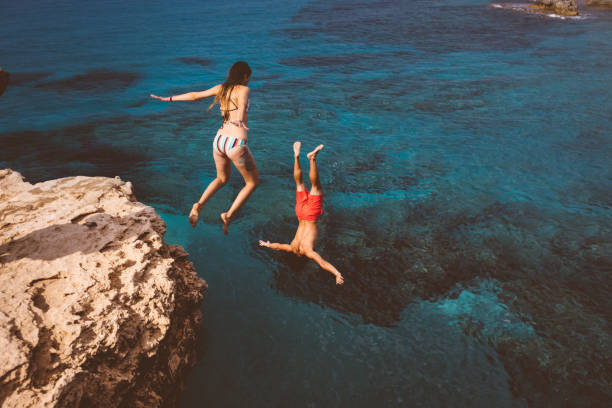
[294,141,306,191]
[307,144,324,195]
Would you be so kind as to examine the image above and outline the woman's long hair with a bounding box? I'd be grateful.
[209,61,251,122]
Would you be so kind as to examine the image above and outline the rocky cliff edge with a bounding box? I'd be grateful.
[0,169,207,407]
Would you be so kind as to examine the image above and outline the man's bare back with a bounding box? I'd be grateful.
[289,219,318,255]
[259,142,344,285]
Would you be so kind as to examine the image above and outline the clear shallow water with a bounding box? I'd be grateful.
[1,0,611,406]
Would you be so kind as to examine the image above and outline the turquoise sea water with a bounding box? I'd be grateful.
[1,0,611,406]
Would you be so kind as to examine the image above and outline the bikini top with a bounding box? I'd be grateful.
[220,98,250,129]
[220,98,250,114]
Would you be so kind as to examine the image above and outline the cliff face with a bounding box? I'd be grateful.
[0,169,207,408]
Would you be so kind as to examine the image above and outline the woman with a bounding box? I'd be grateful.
[151,61,259,234]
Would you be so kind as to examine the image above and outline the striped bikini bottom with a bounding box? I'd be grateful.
[213,132,247,156]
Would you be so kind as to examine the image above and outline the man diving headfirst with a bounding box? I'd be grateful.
[259,142,344,285]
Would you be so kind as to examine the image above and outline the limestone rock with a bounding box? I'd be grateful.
[0,169,207,407]
[0,68,9,96]
[533,0,580,15]
[586,0,612,6]
[491,1,580,16]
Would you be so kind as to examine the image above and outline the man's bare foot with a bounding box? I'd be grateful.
[307,144,324,161]
[293,141,301,157]
[189,203,200,227]
[220,212,231,235]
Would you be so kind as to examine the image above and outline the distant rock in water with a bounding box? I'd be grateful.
[175,57,213,67]
[491,1,580,16]
[36,69,141,92]
[0,169,207,408]
[586,0,612,5]
[0,68,9,96]
[533,0,580,15]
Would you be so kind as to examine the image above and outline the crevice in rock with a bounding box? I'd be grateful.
[70,208,104,224]
[29,327,63,388]
[31,287,50,312]
[28,273,60,286]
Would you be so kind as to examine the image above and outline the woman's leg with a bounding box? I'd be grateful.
[307,144,324,195]
[221,145,260,234]
[189,151,231,227]
[293,141,306,191]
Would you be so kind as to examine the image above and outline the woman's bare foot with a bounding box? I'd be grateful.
[307,144,324,160]
[220,212,231,235]
[189,203,201,227]
[293,141,301,157]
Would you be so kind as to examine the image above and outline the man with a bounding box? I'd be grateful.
[259,142,344,285]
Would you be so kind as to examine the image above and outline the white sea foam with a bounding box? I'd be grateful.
[490,3,589,20]
[545,13,586,20]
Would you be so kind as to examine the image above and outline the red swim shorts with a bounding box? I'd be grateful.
[295,190,323,221]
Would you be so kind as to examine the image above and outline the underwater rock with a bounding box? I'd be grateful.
[0,68,9,96]
[175,57,213,67]
[35,69,141,92]
[0,169,207,408]
[7,72,53,86]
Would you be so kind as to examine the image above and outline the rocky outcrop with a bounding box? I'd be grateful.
[586,0,612,6]
[0,169,207,407]
[0,68,9,96]
[491,1,580,16]
[532,0,580,15]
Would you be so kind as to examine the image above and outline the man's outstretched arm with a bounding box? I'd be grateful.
[305,250,344,285]
[259,240,293,252]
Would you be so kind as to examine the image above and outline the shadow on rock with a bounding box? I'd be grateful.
[0,209,157,263]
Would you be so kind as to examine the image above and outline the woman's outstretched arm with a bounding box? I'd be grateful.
[151,84,221,102]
